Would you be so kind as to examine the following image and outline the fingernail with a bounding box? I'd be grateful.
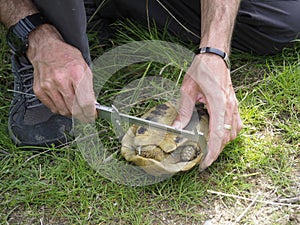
[199,157,210,172]
[172,121,182,129]
[199,163,207,172]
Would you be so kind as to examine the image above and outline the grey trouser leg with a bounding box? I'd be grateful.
[98,0,201,43]
[32,0,300,56]
[233,0,300,54]
[33,0,91,64]
[99,0,300,54]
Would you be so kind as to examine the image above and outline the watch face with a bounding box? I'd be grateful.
[6,13,47,56]
[7,26,27,55]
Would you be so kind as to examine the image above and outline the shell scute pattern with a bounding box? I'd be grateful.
[121,102,209,176]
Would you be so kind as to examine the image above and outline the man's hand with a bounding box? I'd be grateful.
[173,54,242,170]
[172,0,241,170]
[27,24,96,122]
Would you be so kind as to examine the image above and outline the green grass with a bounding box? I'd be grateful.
[0,20,299,224]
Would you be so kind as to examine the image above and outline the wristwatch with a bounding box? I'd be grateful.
[6,13,49,56]
[195,47,231,69]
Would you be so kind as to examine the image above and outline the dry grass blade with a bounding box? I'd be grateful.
[208,190,300,208]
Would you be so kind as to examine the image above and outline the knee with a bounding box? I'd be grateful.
[284,5,300,41]
[233,0,300,54]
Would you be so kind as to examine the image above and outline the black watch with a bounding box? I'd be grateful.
[6,13,49,56]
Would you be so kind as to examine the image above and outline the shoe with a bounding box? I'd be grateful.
[8,55,73,147]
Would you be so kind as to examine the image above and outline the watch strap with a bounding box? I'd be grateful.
[195,47,230,69]
[7,13,49,55]
[14,13,47,37]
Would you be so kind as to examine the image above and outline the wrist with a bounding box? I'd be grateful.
[199,40,229,54]
[28,23,63,45]
[27,24,64,59]
[195,47,230,69]
[6,13,53,57]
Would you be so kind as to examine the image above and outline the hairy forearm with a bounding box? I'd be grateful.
[0,0,38,28]
[0,0,63,59]
[200,0,240,53]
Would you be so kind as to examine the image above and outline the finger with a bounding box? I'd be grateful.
[72,98,89,123]
[172,75,201,129]
[231,110,243,140]
[199,93,226,170]
[38,78,71,116]
[33,78,67,115]
[227,92,242,141]
[200,137,225,171]
[58,82,76,115]
[200,98,242,171]
[73,92,96,123]
[47,87,72,116]
[237,113,243,133]
[37,93,57,113]
[201,129,225,170]
[223,90,235,143]
[72,69,96,123]
[74,94,96,123]
[172,91,196,129]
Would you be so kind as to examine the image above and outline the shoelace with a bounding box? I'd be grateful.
[16,64,43,109]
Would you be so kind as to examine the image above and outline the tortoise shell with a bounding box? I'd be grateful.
[121,102,209,176]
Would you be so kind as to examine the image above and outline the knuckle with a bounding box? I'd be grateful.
[58,109,71,117]
[51,108,59,115]
[207,151,219,165]
[70,64,86,78]
[237,122,243,132]
[180,85,189,95]
[230,131,238,141]
[39,81,52,90]
[33,86,41,96]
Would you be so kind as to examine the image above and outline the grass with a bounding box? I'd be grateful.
[0,19,299,225]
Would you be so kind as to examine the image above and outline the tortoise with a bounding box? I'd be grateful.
[121,101,209,176]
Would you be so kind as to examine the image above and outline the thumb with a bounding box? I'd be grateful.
[172,93,196,129]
